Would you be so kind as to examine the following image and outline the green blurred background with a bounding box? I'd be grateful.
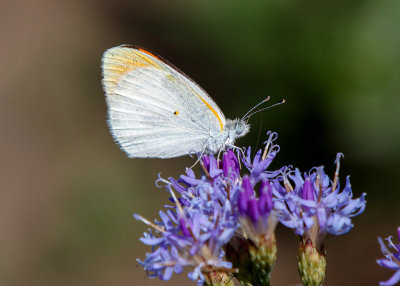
[1,0,400,285]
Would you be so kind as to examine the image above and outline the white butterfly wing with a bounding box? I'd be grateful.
[102,45,226,158]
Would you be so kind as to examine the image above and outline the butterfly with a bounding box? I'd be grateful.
[102,45,256,159]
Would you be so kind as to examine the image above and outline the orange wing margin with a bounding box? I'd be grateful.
[102,45,160,95]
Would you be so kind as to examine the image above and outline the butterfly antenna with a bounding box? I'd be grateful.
[241,96,270,120]
[243,99,286,121]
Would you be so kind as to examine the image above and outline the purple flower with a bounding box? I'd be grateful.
[240,131,282,182]
[273,153,367,286]
[237,176,278,243]
[377,227,400,286]
[135,195,235,286]
[226,132,281,286]
[228,175,279,286]
[274,153,366,246]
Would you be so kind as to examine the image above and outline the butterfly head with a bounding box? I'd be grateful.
[225,119,250,141]
[235,119,250,137]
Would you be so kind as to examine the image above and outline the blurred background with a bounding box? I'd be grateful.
[1,0,400,285]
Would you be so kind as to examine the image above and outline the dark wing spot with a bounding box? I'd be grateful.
[174,111,179,115]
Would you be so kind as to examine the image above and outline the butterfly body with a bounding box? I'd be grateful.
[102,45,249,158]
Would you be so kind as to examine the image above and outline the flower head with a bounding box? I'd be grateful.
[377,227,400,286]
[226,132,282,286]
[273,153,366,286]
[237,132,281,244]
[135,171,237,286]
[228,174,279,286]
[274,153,367,246]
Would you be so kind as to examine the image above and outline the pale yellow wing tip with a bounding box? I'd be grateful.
[101,45,159,95]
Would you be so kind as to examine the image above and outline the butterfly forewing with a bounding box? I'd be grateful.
[102,45,226,158]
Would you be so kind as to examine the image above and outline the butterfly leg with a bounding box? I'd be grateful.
[187,147,207,170]
[217,149,223,162]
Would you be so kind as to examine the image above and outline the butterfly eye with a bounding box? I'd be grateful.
[236,122,245,135]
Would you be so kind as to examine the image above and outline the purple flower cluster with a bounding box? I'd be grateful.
[134,131,367,285]
[377,227,400,286]
[135,132,280,285]
[273,153,366,247]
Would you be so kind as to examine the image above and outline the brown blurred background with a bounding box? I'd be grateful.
[1,0,400,285]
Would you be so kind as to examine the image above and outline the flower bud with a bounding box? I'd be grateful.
[297,239,326,286]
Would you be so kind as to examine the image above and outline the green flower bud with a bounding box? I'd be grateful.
[297,239,326,286]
